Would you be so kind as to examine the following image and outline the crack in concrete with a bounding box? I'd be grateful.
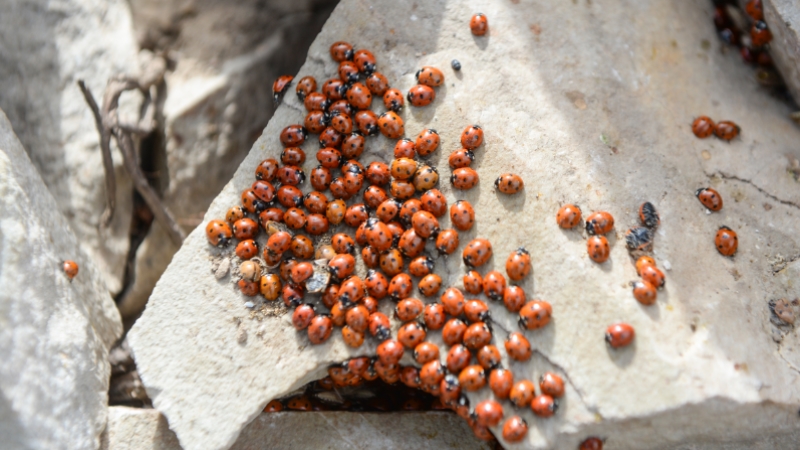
[705,170,800,211]
[533,349,600,416]
[777,341,800,376]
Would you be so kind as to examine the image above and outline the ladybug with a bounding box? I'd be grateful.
[691,116,715,139]
[363,185,388,209]
[413,165,439,191]
[580,437,604,450]
[451,167,479,190]
[286,395,312,411]
[258,207,283,228]
[303,191,328,214]
[435,229,460,255]
[509,380,536,407]
[251,180,276,203]
[450,200,476,231]
[241,189,267,213]
[281,147,306,166]
[585,211,614,235]
[439,374,462,403]
[354,109,378,136]
[409,256,434,277]
[338,276,365,306]
[328,99,354,117]
[416,66,445,88]
[321,78,346,101]
[458,365,487,391]
[368,312,391,340]
[255,158,279,181]
[399,228,426,258]
[463,238,493,268]
[464,299,490,323]
[502,416,528,443]
[292,303,316,330]
[505,332,532,361]
[625,227,653,253]
[715,226,738,257]
[319,127,343,149]
[295,76,316,101]
[260,274,281,301]
[419,360,445,388]
[463,322,492,350]
[330,113,353,135]
[354,222,369,246]
[423,303,446,330]
[366,162,391,187]
[396,297,424,322]
[605,323,635,348]
[503,285,527,313]
[411,210,439,238]
[279,124,307,147]
[440,287,466,316]
[343,170,365,195]
[267,231,292,255]
[365,71,389,96]
[587,235,610,263]
[340,132,365,159]
[519,300,552,330]
[374,360,400,384]
[393,138,416,159]
[695,187,723,211]
[364,269,388,299]
[420,188,447,217]
[399,366,421,389]
[635,255,656,275]
[379,248,404,277]
[714,120,740,141]
[639,202,660,228]
[263,399,284,413]
[377,111,405,139]
[342,203,368,228]
[390,180,415,200]
[329,41,354,62]
[640,264,665,289]
[418,273,442,297]
[751,20,772,47]
[353,49,377,74]
[225,206,244,224]
[483,270,507,301]
[304,92,329,112]
[539,372,565,398]
[495,173,524,194]
[305,214,329,235]
[276,185,303,208]
[506,247,532,281]
[448,149,475,169]
[377,338,404,364]
[376,199,401,223]
[62,260,79,280]
[414,341,440,365]
[383,88,404,112]
[307,315,333,344]
[471,424,493,442]
[398,322,427,349]
[321,284,338,309]
[415,129,440,156]
[365,220,393,251]
[632,280,657,305]
[206,220,233,247]
[346,83,372,110]
[304,110,329,134]
[310,166,333,191]
[388,273,413,300]
[239,260,261,283]
[398,198,423,225]
[470,13,488,36]
[489,368,514,399]
[745,0,763,21]
[283,208,307,230]
[463,270,483,294]
[477,345,502,369]
[446,344,472,374]
[338,61,360,83]
[531,395,557,418]
[473,399,504,428]
[390,158,418,180]
[279,259,298,282]
[442,318,468,346]
[328,253,356,281]
[460,125,483,149]
[236,239,258,260]
[290,236,314,260]
[406,84,436,107]
[272,75,293,104]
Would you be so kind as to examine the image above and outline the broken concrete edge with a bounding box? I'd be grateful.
[763,0,800,107]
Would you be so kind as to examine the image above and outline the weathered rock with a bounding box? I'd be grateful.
[130,0,800,448]
[763,0,800,105]
[101,407,491,450]
[0,0,142,294]
[0,109,123,450]
[117,0,339,319]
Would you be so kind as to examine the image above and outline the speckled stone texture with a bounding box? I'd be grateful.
[129,1,800,449]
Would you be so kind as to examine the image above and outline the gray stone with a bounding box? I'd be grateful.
[130,0,800,449]
[0,109,123,450]
[101,407,490,450]
[763,0,800,105]
[0,0,142,294]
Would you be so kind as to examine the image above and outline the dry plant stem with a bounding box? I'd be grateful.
[77,77,185,246]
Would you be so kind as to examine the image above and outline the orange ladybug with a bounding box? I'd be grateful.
[470,13,488,36]
[451,167,479,190]
[632,280,657,305]
[695,187,723,211]
[377,111,405,139]
[585,211,614,235]
[329,41,354,62]
[406,84,435,107]
[640,264,665,289]
[206,220,233,247]
[519,300,552,330]
[383,88,404,112]
[62,260,79,280]
[458,365,487,391]
[415,129,440,156]
[587,236,610,263]
[502,416,528,443]
[556,204,582,229]
[463,270,483,294]
[506,332,532,361]
[272,75,293,104]
[509,379,536,407]
[715,226,738,256]
[489,368,514,399]
[751,21,772,46]
[416,66,445,87]
[295,76,316,101]
[460,125,484,149]
[580,437,604,450]
[366,72,389,96]
[450,200,475,231]
[531,394,557,418]
[539,372,565,398]
[462,238,492,268]
[691,116,715,139]
[472,399,504,427]
[505,247,532,281]
[714,120,740,141]
[606,323,635,348]
[495,173,524,194]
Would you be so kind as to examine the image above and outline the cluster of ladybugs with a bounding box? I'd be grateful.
[714,0,774,67]
[691,116,740,142]
[696,187,739,257]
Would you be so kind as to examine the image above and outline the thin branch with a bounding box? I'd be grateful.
[77,80,116,227]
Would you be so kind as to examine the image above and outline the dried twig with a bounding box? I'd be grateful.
[77,69,185,246]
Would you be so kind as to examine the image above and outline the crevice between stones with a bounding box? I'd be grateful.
[705,170,800,211]
[533,349,600,417]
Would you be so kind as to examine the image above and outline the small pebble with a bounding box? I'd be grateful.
[451,59,461,71]
[244,301,255,309]
[663,260,672,271]
[215,258,231,279]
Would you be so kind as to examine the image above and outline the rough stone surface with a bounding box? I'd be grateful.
[764,0,800,105]
[0,109,123,450]
[130,0,800,449]
[0,0,142,294]
[117,0,338,319]
[101,407,490,450]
